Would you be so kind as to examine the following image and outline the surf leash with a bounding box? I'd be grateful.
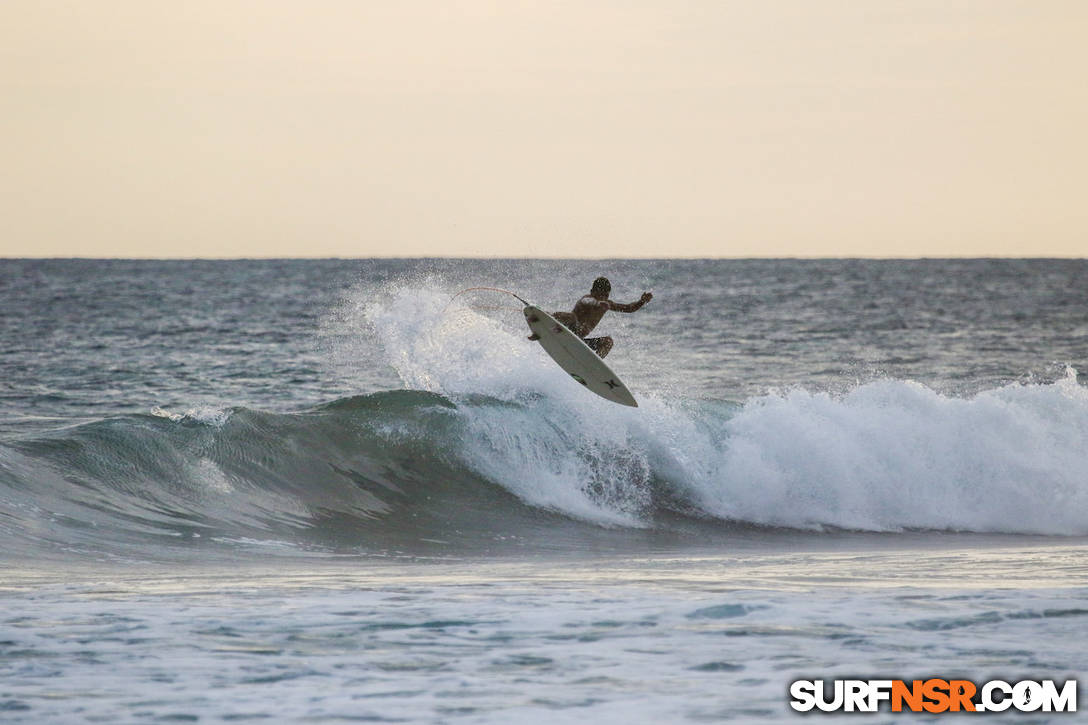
[443,286,530,313]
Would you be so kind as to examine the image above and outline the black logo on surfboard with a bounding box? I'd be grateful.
[604,379,620,390]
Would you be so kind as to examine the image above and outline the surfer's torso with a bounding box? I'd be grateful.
[540,286,650,361]
[568,295,611,337]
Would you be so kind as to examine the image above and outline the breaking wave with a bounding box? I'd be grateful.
[2,284,1086,560]
[2,371,1086,562]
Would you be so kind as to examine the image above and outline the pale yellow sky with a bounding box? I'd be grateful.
[2,1,1086,258]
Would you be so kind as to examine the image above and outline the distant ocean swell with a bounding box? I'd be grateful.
[2,372,1087,559]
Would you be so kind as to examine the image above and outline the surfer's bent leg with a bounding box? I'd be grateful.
[584,336,613,358]
[552,311,578,332]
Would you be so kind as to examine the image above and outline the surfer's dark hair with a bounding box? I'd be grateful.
[591,277,611,297]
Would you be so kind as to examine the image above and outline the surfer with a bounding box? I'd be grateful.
[528,277,653,358]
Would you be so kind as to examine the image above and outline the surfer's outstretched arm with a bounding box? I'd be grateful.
[609,292,653,313]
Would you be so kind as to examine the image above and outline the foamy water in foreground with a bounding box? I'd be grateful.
[4,546,1085,723]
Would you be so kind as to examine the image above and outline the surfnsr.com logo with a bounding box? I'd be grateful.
[789,679,1077,713]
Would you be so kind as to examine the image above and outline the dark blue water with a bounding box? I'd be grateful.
[2,258,1087,723]
[2,256,1088,718]
[5,259,1086,427]
[2,258,1087,559]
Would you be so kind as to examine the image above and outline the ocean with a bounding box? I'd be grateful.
[1,258,1086,722]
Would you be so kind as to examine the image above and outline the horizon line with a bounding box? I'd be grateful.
[3,254,1087,262]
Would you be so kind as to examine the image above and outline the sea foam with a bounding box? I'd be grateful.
[347,284,1088,535]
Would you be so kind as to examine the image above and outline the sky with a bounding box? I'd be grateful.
[2,1,1086,258]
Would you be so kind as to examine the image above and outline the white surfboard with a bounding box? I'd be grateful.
[523,305,638,407]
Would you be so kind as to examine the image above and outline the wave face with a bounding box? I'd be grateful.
[3,371,1087,560]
